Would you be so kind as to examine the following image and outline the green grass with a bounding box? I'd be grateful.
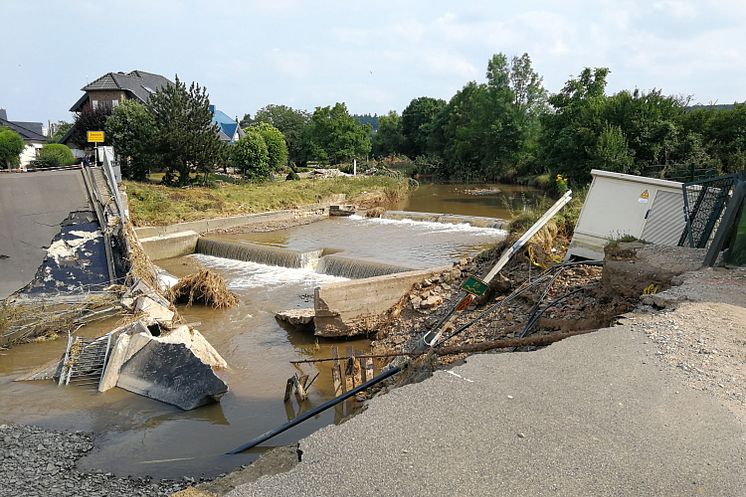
[509,186,587,238]
[124,176,410,226]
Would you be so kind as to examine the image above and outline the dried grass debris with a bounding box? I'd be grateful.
[168,269,238,309]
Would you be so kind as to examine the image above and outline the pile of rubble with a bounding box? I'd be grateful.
[371,246,635,364]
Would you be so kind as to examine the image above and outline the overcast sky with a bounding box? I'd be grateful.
[3,0,745,124]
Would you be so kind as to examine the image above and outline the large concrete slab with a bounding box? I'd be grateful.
[0,169,92,299]
[314,266,449,337]
[228,327,745,497]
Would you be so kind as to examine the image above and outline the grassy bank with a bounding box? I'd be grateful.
[124,176,410,226]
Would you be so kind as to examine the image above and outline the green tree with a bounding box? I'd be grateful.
[251,122,288,170]
[147,75,226,185]
[0,128,25,169]
[253,104,311,166]
[105,100,157,180]
[702,103,746,172]
[591,124,635,173]
[231,128,270,180]
[603,89,686,171]
[48,121,72,143]
[308,103,371,164]
[540,67,611,183]
[507,53,548,115]
[70,104,112,148]
[428,53,543,180]
[401,97,446,158]
[34,143,75,168]
[372,110,405,157]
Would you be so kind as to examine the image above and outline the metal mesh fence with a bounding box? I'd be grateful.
[679,174,737,248]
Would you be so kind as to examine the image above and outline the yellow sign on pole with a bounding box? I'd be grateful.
[87,131,105,143]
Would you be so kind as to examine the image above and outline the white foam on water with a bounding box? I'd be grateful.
[347,214,506,236]
[191,253,348,289]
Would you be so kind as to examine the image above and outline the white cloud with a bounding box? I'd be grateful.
[652,0,698,19]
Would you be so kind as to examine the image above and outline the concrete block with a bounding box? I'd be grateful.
[276,308,315,327]
[139,230,199,261]
[116,341,228,410]
[98,333,130,392]
[153,325,228,369]
[135,295,175,323]
[314,266,450,337]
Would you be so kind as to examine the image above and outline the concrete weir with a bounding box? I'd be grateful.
[382,210,508,229]
[135,210,506,337]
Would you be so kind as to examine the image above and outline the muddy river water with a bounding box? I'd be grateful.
[0,183,542,479]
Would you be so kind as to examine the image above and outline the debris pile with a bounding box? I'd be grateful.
[167,269,238,309]
[371,247,634,365]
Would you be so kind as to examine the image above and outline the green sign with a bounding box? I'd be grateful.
[461,276,488,296]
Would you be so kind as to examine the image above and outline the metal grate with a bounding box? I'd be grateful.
[58,333,113,390]
[679,174,736,248]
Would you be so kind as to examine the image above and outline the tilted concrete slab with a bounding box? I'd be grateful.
[116,341,228,410]
[0,169,92,299]
[313,266,449,337]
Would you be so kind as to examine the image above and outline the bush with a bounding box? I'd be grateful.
[252,122,288,171]
[286,170,300,181]
[34,144,75,168]
[231,128,271,180]
[0,128,25,169]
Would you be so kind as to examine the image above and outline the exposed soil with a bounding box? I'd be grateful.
[371,244,636,366]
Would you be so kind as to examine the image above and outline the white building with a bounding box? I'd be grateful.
[0,109,47,168]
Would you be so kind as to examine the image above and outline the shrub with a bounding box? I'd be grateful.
[231,128,270,180]
[0,128,25,169]
[34,143,75,168]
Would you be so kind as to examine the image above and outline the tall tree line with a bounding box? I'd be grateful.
[369,53,746,185]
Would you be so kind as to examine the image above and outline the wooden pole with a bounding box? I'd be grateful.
[331,346,343,396]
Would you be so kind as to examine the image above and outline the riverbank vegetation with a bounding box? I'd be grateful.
[243,53,746,190]
[124,176,409,226]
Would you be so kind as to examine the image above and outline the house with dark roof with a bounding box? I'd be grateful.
[0,109,47,167]
[210,105,244,143]
[61,70,172,149]
[69,70,173,113]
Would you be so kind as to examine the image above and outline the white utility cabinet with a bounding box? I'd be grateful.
[567,170,685,260]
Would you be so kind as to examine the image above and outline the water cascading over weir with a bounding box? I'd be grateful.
[194,238,413,279]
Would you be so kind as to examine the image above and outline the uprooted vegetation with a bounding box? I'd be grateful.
[168,269,239,309]
[0,293,124,349]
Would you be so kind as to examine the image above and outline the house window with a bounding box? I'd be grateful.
[92,100,99,110]
[112,99,119,107]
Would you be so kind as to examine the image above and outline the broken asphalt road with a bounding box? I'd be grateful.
[0,169,92,299]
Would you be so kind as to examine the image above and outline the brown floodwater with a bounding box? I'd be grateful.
[395,183,546,219]
[0,183,536,479]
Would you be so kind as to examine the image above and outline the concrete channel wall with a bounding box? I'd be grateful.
[314,266,450,337]
[139,231,199,261]
[133,198,347,238]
